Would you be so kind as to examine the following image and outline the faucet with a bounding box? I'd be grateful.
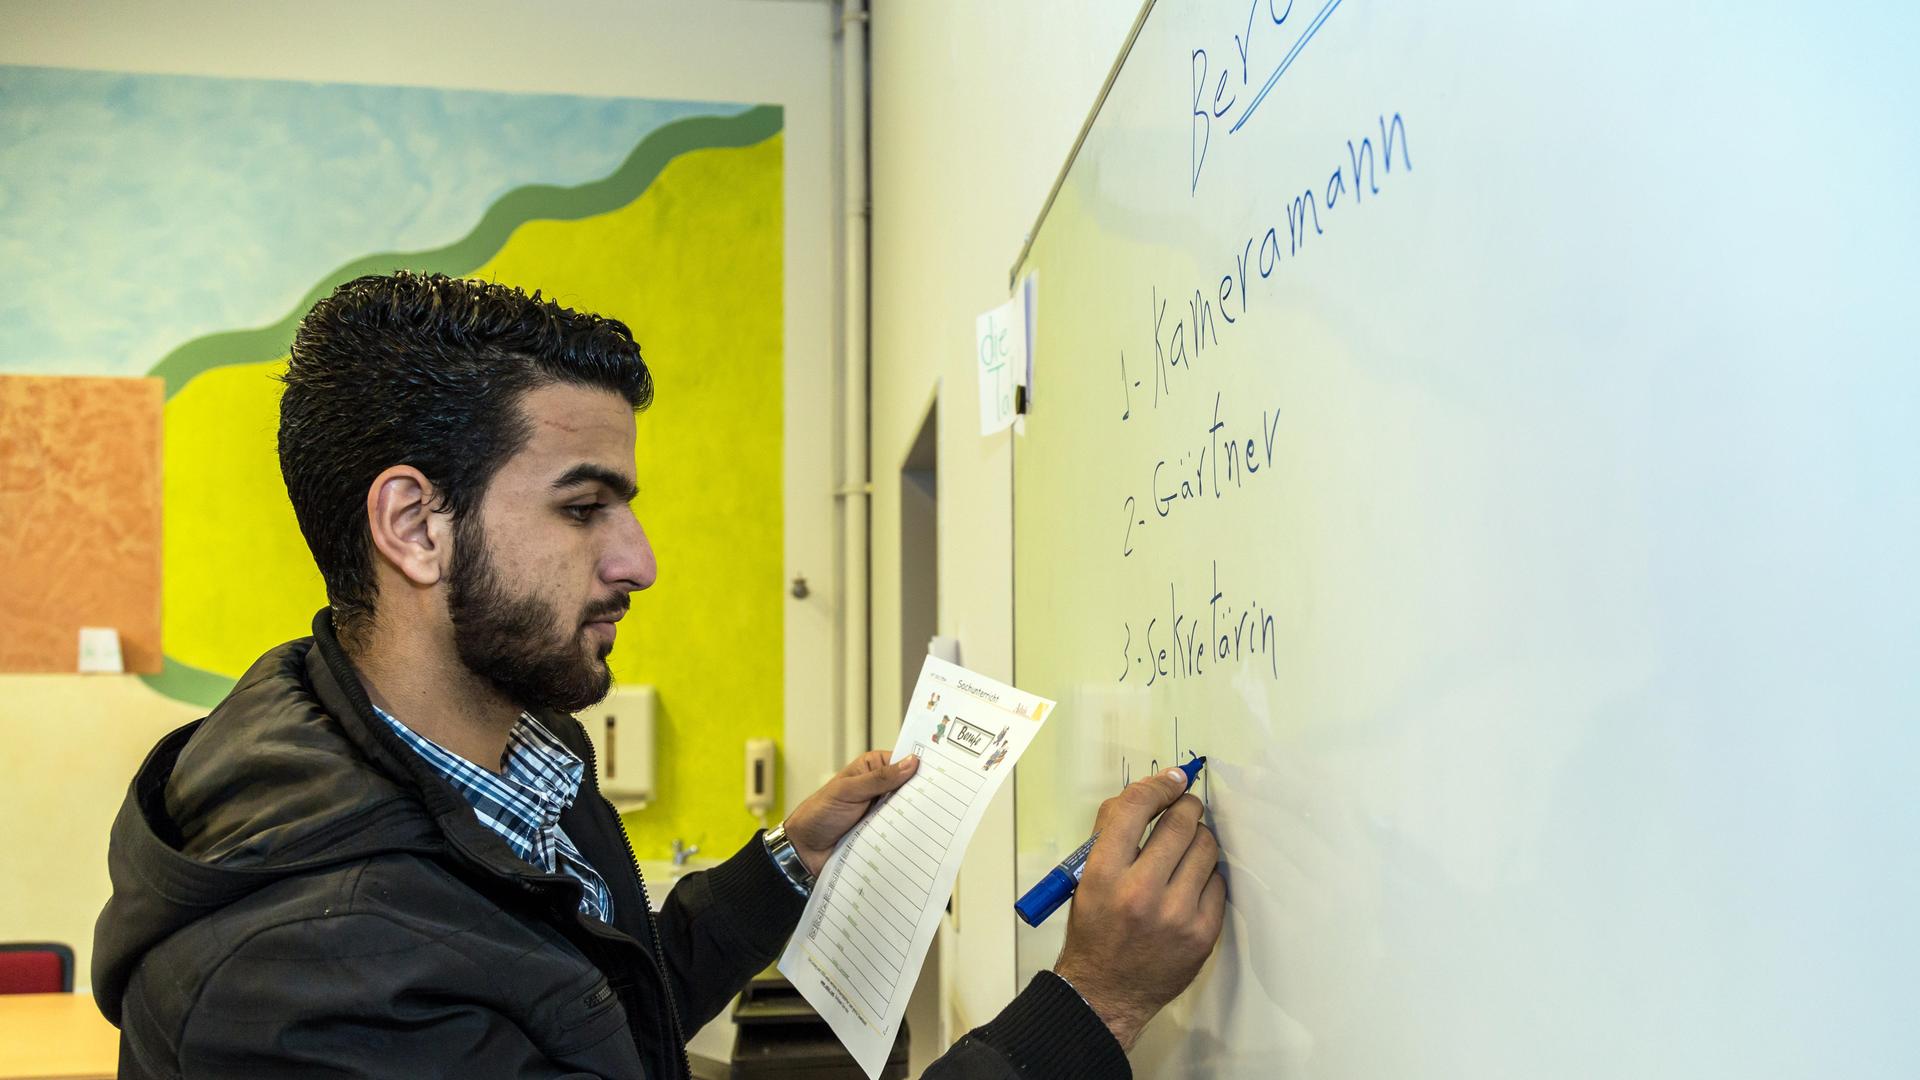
[671,838,701,869]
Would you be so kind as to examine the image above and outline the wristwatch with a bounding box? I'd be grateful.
[763,822,815,896]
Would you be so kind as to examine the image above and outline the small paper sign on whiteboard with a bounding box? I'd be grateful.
[976,293,1026,435]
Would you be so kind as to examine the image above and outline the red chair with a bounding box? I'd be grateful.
[0,942,74,994]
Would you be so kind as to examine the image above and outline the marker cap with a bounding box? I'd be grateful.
[1014,867,1076,927]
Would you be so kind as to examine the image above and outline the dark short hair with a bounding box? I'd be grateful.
[279,271,652,646]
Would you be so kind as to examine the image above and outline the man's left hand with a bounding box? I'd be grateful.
[782,750,920,876]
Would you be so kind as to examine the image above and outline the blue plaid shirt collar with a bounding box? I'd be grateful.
[370,703,614,923]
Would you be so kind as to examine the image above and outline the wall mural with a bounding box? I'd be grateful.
[0,65,785,854]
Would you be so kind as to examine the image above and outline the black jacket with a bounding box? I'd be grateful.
[94,612,1128,1078]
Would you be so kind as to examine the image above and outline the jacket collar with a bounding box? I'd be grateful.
[93,610,650,1022]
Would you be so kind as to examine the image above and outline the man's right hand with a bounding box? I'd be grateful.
[1051,767,1226,1051]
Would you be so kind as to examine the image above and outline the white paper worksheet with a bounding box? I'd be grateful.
[778,656,1054,1079]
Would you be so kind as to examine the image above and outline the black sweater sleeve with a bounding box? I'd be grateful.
[651,832,809,1029]
[656,839,1128,1078]
[922,971,1132,1080]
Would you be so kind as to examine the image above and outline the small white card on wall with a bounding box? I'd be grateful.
[976,293,1026,435]
[77,627,124,673]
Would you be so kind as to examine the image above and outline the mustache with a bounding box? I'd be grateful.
[582,599,630,624]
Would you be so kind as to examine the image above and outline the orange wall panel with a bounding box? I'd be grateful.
[0,375,164,673]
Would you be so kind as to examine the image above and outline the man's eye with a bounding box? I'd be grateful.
[566,504,604,522]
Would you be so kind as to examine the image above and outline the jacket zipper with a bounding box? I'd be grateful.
[581,735,693,1080]
[320,631,694,1078]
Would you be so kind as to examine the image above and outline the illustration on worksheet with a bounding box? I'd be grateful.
[942,717,994,756]
[932,715,948,743]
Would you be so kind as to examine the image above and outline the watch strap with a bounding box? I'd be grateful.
[763,823,815,896]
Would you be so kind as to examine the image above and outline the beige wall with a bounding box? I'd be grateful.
[0,678,200,989]
[0,0,844,992]
[866,0,1141,1037]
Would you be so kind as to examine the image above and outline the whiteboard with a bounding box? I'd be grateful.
[1010,2,1918,1077]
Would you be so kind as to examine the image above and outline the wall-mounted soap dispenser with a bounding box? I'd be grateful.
[580,685,657,812]
[745,737,777,823]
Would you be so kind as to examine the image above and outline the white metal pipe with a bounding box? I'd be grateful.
[832,0,872,773]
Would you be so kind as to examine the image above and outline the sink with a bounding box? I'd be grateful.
[633,859,719,910]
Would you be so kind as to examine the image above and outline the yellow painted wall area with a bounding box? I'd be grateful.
[162,358,324,668]
[160,133,784,857]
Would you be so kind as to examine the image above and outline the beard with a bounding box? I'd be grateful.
[445,515,624,715]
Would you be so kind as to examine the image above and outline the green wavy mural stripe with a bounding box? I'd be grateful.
[140,656,244,711]
[146,104,783,400]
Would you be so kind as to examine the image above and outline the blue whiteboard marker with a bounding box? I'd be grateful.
[1015,756,1206,927]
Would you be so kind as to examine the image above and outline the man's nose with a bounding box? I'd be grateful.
[606,513,657,592]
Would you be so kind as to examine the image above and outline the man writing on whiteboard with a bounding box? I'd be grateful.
[92,273,1224,1078]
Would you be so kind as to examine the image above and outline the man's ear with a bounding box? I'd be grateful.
[366,466,453,587]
